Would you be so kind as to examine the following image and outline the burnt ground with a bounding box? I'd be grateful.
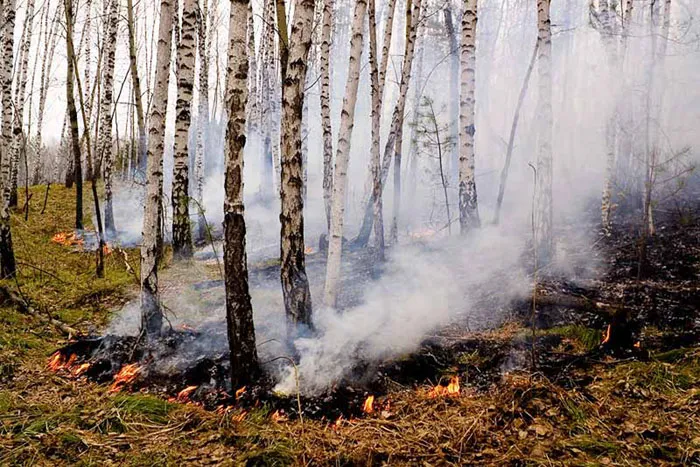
[42,197,700,424]
[2,184,699,465]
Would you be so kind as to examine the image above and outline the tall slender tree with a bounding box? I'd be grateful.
[319,0,333,230]
[194,0,209,240]
[0,0,17,279]
[458,0,480,233]
[64,0,83,230]
[99,0,120,235]
[127,0,147,173]
[534,0,554,261]
[323,0,367,308]
[224,0,259,388]
[171,0,197,259]
[280,0,315,328]
[141,0,174,338]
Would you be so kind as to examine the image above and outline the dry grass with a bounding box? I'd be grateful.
[1,185,699,465]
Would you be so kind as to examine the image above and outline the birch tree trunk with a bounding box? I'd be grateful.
[280,0,314,328]
[534,0,554,262]
[195,0,209,241]
[99,0,120,235]
[388,0,421,243]
[224,0,259,388]
[323,0,367,309]
[320,0,333,230]
[171,0,197,259]
[33,2,61,184]
[141,0,174,338]
[367,0,384,258]
[258,0,276,201]
[9,0,34,208]
[246,1,258,135]
[444,5,459,177]
[64,0,83,230]
[458,0,480,233]
[127,0,147,174]
[0,0,16,278]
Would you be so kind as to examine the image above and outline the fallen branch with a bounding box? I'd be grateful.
[0,285,79,337]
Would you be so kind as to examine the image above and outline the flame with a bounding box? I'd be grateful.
[47,352,78,372]
[362,395,375,414]
[233,411,247,422]
[235,386,246,400]
[175,385,198,403]
[634,341,641,348]
[179,323,196,332]
[102,243,112,255]
[109,363,141,393]
[428,376,460,398]
[601,324,611,345]
[73,363,91,377]
[304,246,315,254]
[51,232,84,247]
[271,410,288,422]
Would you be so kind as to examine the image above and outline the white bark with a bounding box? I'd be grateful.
[323,0,367,309]
[171,0,197,258]
[141,0,174,337]
[458,0,480,233]
[534,0,554,261]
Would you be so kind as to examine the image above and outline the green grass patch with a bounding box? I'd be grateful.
[545,325,602,352]
[113,394,175,424]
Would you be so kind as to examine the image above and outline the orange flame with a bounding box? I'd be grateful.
[235,386,246,400]
[428,376,460,398]
[73,363,91,377]
[109,363,141,393]
[362,395,375,414]
[51,232,84,247]
[271,410,288,422]
[304,246,315,254]
[409,228,437,240]
[47,352,77,372]
[175,385,198,403]
[634,341,641,349]
[601,325,611,345]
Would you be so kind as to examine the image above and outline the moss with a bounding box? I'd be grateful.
[568,436,620,456]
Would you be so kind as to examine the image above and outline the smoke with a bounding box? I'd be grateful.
[275,227,530,394]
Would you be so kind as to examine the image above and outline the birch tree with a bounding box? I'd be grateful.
[63,0,84,230]
[127,0,147,173]
[194,0,209,240]
[141,0,174,338]
[323,0,367,309]
[171,0,197,259]
[224,0,259,388]
[280,0,315,328]
[458,0,480,233]
[33,2,61,184]
[9,0,35,208]
[99,0,120,235]
[0,0,16,278]
[534,0,554,261]
[320,0,333,230]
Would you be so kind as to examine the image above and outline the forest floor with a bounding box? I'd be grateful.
[1,185,699,466]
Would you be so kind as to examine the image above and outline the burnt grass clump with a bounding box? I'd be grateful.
[49,200,700,422]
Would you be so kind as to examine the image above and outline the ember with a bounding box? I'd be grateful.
[109,363,141,393]
[427,375,460,398]
[362,395,375,414]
